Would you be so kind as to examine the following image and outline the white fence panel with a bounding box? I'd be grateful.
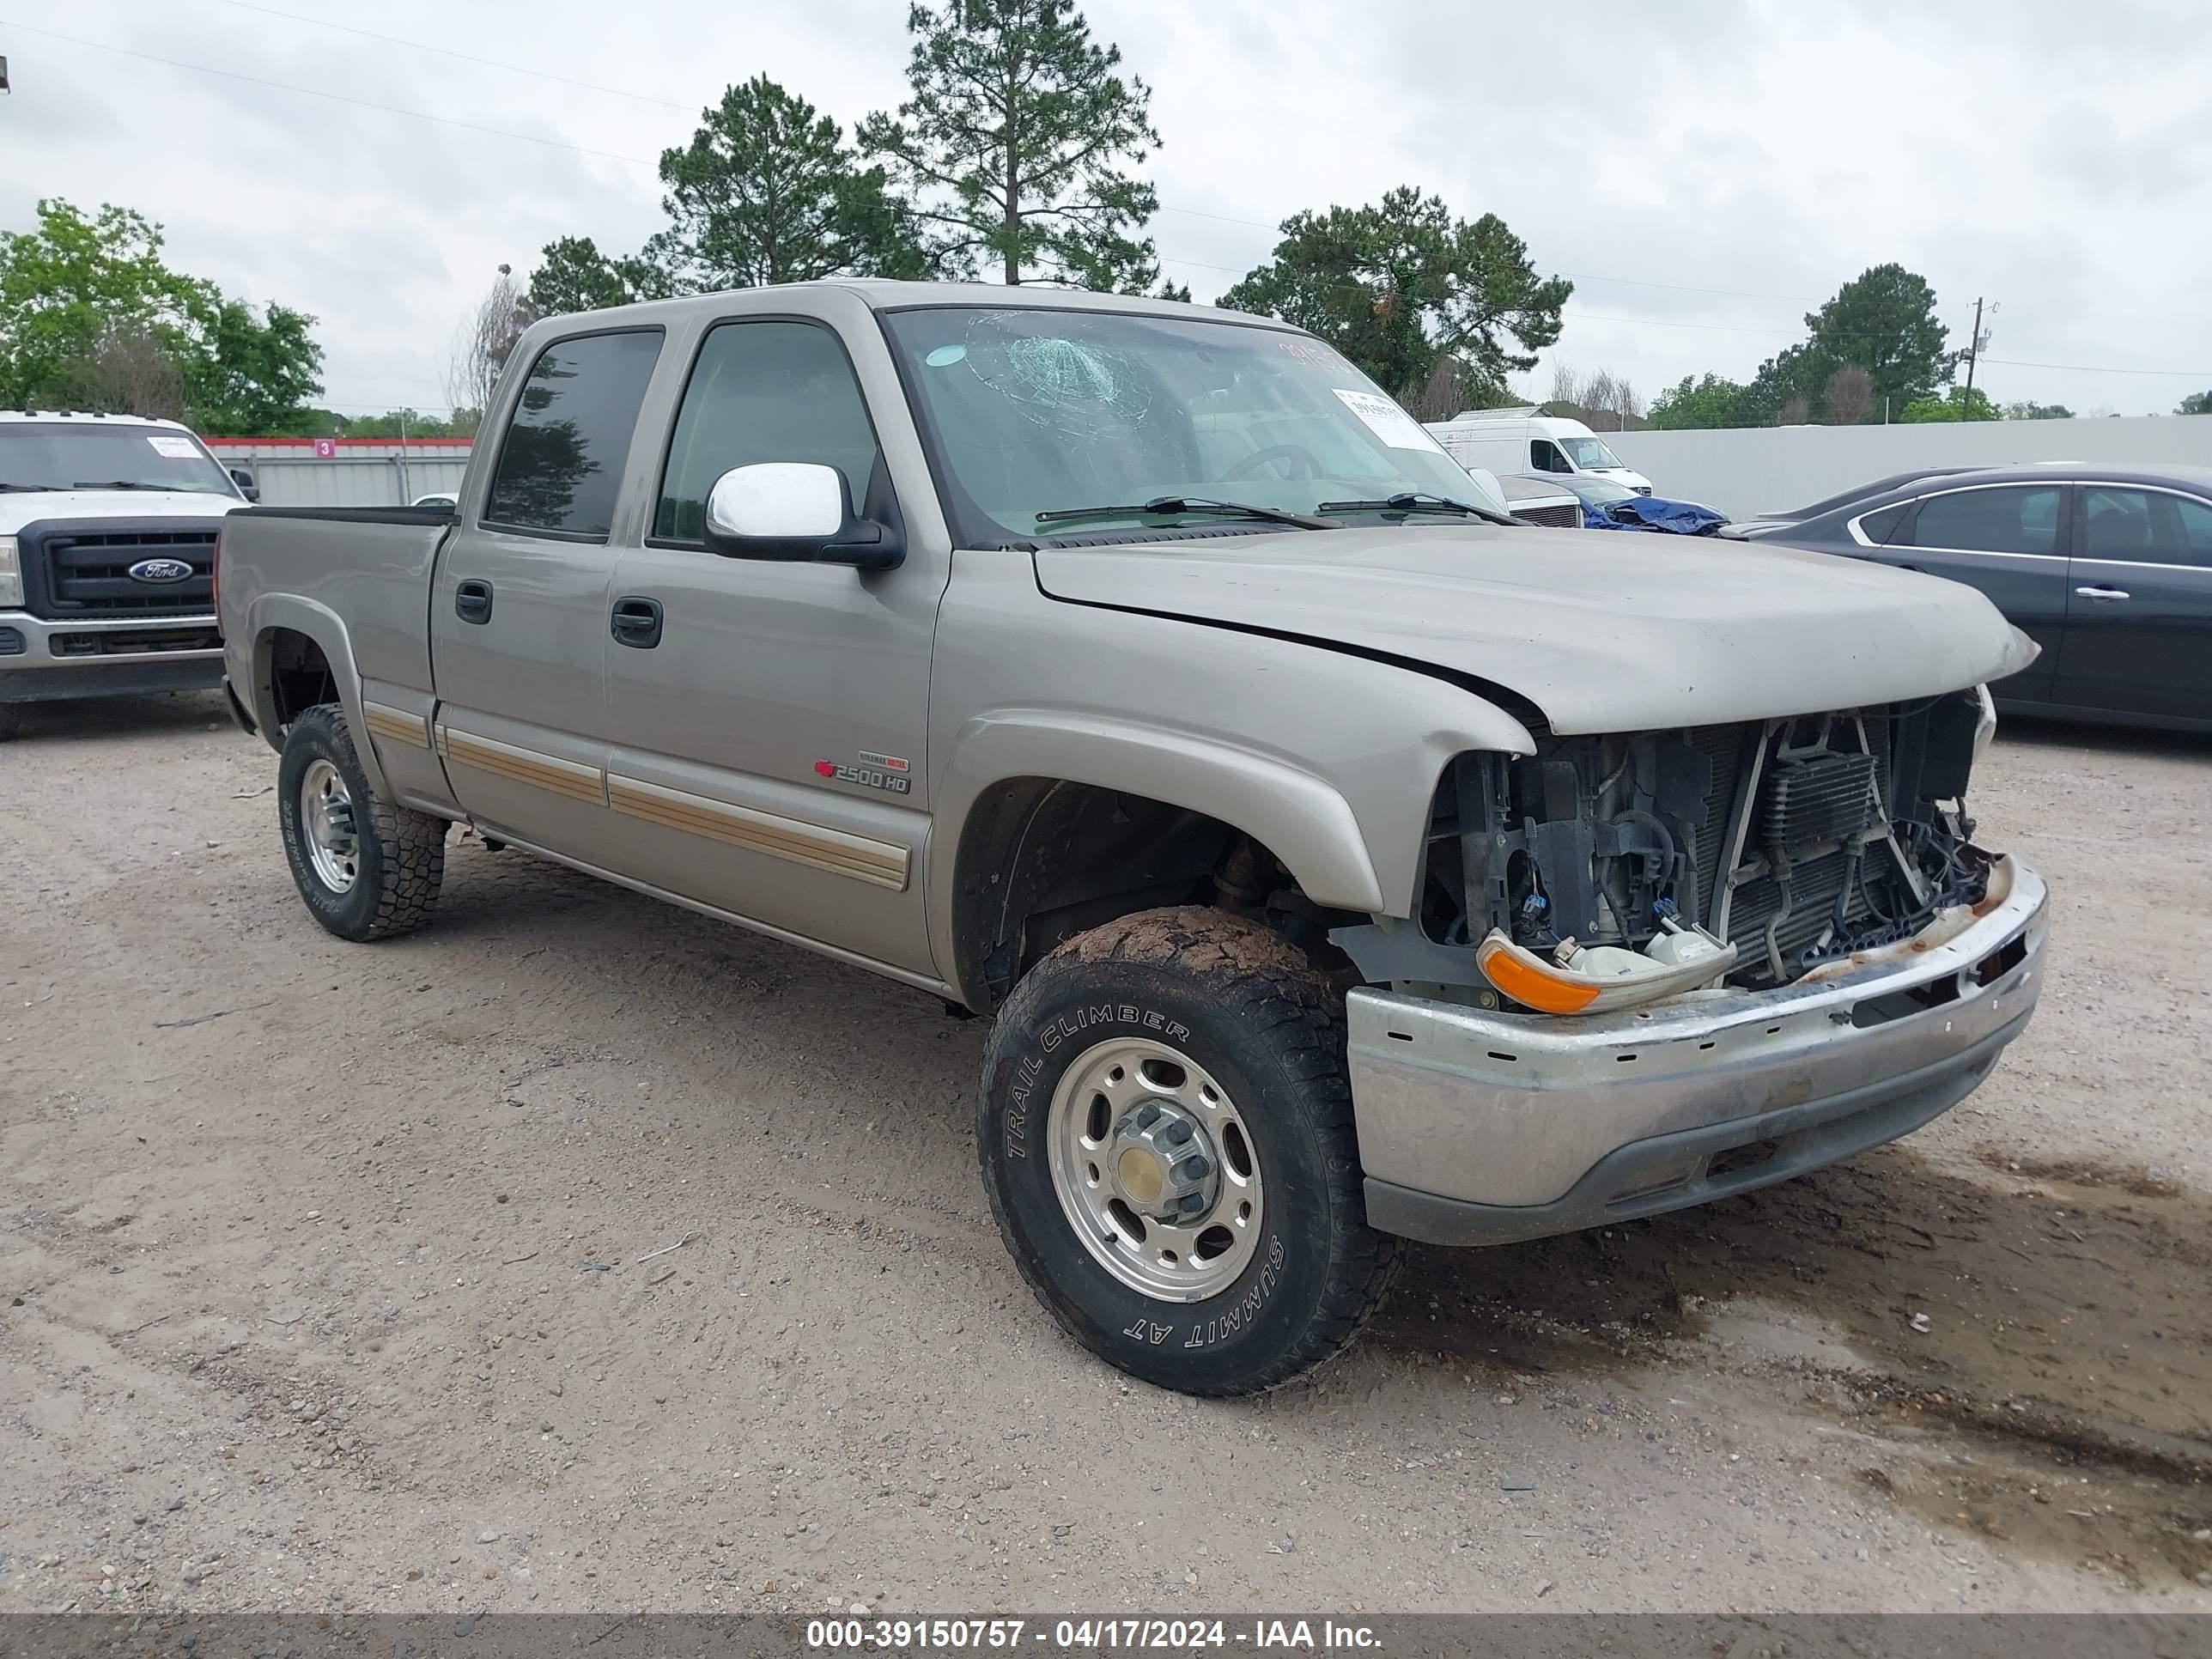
[204,441,474,507]
[1599,416,2212,520]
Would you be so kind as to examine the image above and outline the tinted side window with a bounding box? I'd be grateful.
[483,331,662,539]
[2079,487,2158,561]
[1530,439,1566,473]
[655,320,879,543]
[2080,486,2212,568]
[1856,502,1911,544]
[2171,495,2212,565]
[1903,486,2060,555]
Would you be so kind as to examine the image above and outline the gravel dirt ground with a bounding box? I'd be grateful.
[3,693,2209,1617]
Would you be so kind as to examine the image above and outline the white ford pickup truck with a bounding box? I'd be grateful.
[213,283,2049,1395]
[0,410,255,738]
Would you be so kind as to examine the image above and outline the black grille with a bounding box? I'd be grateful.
[50,626,221,657]
[0,625,22,656]
[1512,504,1580,528]
[22,522,217,619]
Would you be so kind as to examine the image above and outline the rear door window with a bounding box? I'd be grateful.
[1899,485,2061,555]
[483,329,663,540]
[2172,495,2212,566]
[2079,486,2212,568]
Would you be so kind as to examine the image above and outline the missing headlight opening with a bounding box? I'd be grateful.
[1405,689,1992,1012]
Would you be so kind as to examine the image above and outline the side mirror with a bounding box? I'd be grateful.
[229,466,260,503]
[1463,466,1508,517]
[702,462,902,569]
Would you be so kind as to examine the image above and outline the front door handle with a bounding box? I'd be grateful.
[2074,585,2131,603]
[611,595,664,648]
[454,579,494,624]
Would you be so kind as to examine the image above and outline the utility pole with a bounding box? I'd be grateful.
[1960,299,1996,404]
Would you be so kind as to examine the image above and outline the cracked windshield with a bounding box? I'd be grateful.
[883,307,1509,541]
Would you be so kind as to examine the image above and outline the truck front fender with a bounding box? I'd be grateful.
[950,708,1390,914]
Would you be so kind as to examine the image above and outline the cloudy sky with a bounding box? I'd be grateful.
[7,0,2209,422]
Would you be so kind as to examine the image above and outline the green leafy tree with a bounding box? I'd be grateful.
[658,77,932,289]
[2177,390,2212,416]
[0,198,326,431]
[1647,373,1752,429]
[1754,264,1951,419]
[1900,385,1999,422]
[2002,399,2074,420]
[860,0,1163,289]
[1219,187,1569,399]
[526,235,677,316]
[341,408,477,439]
[186,300,326,434]
[0,200,206,410]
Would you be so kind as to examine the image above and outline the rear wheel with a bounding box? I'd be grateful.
[277,703,447,940]
[978,906,1400,1395]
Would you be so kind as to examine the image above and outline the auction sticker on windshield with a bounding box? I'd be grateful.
[145,434,203,459]
[1333,387,1448,453]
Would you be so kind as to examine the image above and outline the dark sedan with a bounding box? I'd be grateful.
[1737,464,2212,733]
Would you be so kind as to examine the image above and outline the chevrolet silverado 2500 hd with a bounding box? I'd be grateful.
[1,410,253,737]
[216,284,2049,1395]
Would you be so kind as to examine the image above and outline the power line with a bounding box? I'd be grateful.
[0,20,660,167]
[201,0,695,111]
[185,0,1832,312]
[21,17,2210,383]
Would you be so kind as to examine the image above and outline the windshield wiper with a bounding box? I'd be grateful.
[0,482,65,492]
[1315,491,1516,527]
[71,480,169,490]
[1035,495,1334,532]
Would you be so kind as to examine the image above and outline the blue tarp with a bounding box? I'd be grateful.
[1582,495,1728,536]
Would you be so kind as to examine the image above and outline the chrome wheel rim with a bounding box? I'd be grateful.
[1046,1036,1265,1303]
[299,757,360,894]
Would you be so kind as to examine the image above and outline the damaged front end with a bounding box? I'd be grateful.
[1331,684,2047,1246]
[1336,686,2001,1013]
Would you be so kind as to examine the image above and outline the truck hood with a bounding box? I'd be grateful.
[1032,525,2038,734]
[0,490,246,535]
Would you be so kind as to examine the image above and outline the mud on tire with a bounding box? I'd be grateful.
[277,702,447,941]
[977,905,1401,1396]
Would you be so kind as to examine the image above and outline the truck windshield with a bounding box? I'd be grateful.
[881,307,1505,541]
[0,424,236,495]
[1556,434,1626,471]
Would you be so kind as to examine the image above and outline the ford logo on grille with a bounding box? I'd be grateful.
[128,558,196,585]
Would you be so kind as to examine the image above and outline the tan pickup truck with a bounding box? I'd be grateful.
[216,283,2049,1395]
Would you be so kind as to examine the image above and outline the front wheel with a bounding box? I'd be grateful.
[977,906,1401,1395]
[277,703,447,940]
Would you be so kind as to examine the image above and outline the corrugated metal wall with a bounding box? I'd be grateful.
[204,441,472,507]
[1597,415,2212,520]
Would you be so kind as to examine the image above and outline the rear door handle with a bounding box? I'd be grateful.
[2074,585,2130,603]
[454,579,494,624]
[610,595,663,648]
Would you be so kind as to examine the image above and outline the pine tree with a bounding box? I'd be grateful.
[859,0,1164,290]
[657,76,931,289]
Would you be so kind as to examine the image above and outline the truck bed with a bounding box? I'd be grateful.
[218,505,458,708]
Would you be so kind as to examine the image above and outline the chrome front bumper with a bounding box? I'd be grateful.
[1346,855,2049,1246]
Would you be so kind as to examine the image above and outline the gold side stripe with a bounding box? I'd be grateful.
[608,774,909,891]
[362,702,430,750]
[434,725,606,806]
